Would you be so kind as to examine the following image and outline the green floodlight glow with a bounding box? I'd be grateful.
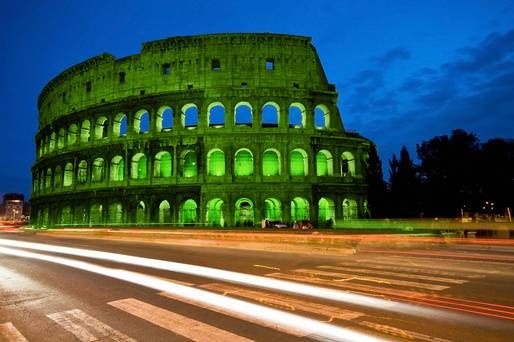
[291,197,309,221]
[318,197,335,224]
[158,200,171,223]
[109,203,123,224]
[155,151,172,178]
[206,198,224,226]
[290,150,307,176]
[235,198,254,226]
[183,151,197,177]
[181,199,197,223]
[136,201,145,223]
[208,150,225,176]
[235,149,253,176]
[316,152,328,176]
[264,198,282,221]
[263,150,280,176]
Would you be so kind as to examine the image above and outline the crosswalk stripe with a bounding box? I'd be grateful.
[0,323,28,342]
[108,298,253,342]
[318,265,467,284]
[200,282,365,321]
[359,321,451,342]
[267,272,429,298]
[293,269,449,291]
[46,309,136,342]
[339,260,484,278]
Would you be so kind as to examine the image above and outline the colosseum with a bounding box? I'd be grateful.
[31,33,373,228]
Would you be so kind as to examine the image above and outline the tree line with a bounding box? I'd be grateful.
[366,129,514,218]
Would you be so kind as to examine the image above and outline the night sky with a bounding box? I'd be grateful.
[1,0,513,199]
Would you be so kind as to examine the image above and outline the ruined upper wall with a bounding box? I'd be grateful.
[38,33,334,127]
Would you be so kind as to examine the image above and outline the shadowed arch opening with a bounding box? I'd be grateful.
[77,160,88,184]
[136,201,145,224]
[89,204,103,225]
[54,165,62,189]
[234,198,254,227]
[154,151,172,178]
[68,124,78,145]
[262,102,279,127]
[131,153,147,179]
[291,197,310,221]
[341,151,356,177]
[206,198,224,227]
[110,156,124,181]
[289,103,306,128]
[234,102,252,127]
[108,203,123,225]
[92,158,105,182]
[57,128,65,149]
[45,168,52,189]
[95,116,109,139]
[158,200,172,224]
[207,149,225,176]
[180,199,197,224]
[181,150,197,177]
[80,120,90,143]
[49,132,56,152]
[264,198,282,221]
[208,102,225,127]
[318,197,335,227]
[64,162,73,186]
[343,198,358,220]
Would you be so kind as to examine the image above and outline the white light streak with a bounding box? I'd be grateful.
[0,246,384,342]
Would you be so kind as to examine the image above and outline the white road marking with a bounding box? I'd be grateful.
[293,269,449,291]
[200,282,365,321]
[355,258,496,275]
[253,264,281,271]
[0,323,28,342]
[109,298,253,342]
[46,308,136,342]
[318,265,467,284]
[359,321,452,342]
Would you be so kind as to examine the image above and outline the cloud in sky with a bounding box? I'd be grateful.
[342,28,514,170]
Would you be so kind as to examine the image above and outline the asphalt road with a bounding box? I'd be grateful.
[1,231,514,341]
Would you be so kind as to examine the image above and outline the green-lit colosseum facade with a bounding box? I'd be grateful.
[31,33,373,228]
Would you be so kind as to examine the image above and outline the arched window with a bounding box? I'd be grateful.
[45,168,52,189]
[136,201,145,223]
[68,124,78,146]
[262,102,279,127]
[94,116,109,139]
[110,156,124,181]
[314,104,330,129]
[57,128,65,149]
[156,106,173,132]
[181,103,198,129]
[131,153,147,179]
[234,198,254,227]
[89,204,103,225]
[208,102,225,127]
[341,151,356,177]
[264,198,282,221]
[234,102,252,127]
[63,162,74,186]
[54,165,62,189]
[262,149,280,176]
[77,160,88,184]
[180,199,197,224]
[92,158,105,182]
[60,206,72,225]
[207,149,225,176]
[154,151,172,178]
[289,103,306,128]
[234,148,253,176]
[134,110,150,134]
[316,150,334,176]
[318,197,335,227]
[80,120,90,143]
[113,113,127,137]
[49,132,56,152]
[206,198,224,227]
[290,149,308,176]
[158,200,171,223]
[291,197,309,220]
[181,150,197,177]
[108,202,123,224]
[343,198,358,220]
[44,136,49,154]
[38,139,44,157]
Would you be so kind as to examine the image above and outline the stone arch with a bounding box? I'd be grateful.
[60,206,72,225]
[154,151,172,178]
[77,160,88,184]
[341,151,356,176]
[156,106,173,132]
[134,109,150,134]
[110,155,124,181]
[207,148,225,176]
[63,162,73,186]
[54,165,62,189]
[57,128,65,149]
[113,113,127,137]
[208,102,225,127]
[316,150,334,176]
[131,153,147,179]
[68,123,78,145]
[314,104,330,129]
[234,101,252,127]
[49,132,56,152]
[234,148,253,176]
[180,199,197,224]
[181,103,198,129]
[264,198,282,221]
[92,158,105,182]
[180,150,197,177]
[290,148,309,176]
[206,198,224,227]
[94,116,109,139]
[135,201,146,224]
[291,197,310,221]
[234,198,254,227]
[158,200,172,224]
[80,120,90,143]
[262,148,281,176]
[262,101,279,127]
[318,197,335,227]
[289,103,306,128]
[108,202,123,225]
[89,203,103,225]
[343,198,358,220]
[45,168,52,189]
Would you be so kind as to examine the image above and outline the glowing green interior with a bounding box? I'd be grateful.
[158,200,171,223]
[316,152,328,176]
[207,198,224,226]
[208,151,225,176]
[235,150,253,176]
[290,151,305,176]
[291,197,309,220]
[262,151,279,176]
[264,198,282,220]
[181,199,197,223]
[183,151,197,177]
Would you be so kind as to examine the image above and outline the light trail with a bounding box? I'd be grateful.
[0,245,385,342]
[363,250,514,263]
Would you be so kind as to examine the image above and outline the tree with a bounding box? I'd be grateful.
[389,146,421,217]
[365,143,388,218]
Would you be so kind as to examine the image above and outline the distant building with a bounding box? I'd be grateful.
[2,193,25,221]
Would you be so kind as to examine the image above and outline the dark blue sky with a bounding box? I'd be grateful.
[1,0,513,198]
